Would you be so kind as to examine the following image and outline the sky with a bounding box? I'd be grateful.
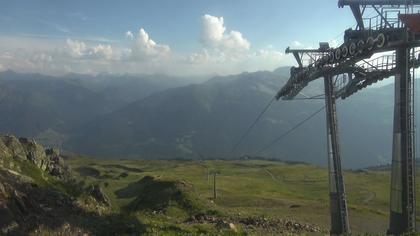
[0,0,359,76]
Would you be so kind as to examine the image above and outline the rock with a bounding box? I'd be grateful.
[0,138,7,158]
[0,183,6,196]
[1,221,18,235]
[229,223,237,232]
[12,190,29,214]
[237,216,322,233]
[20,138,47,171]
[0,135,69,179]
[45,147,60,157]
[0,135,26,160]
[89,185,111,206]
[215,219,230,229]
[45,148,68,178]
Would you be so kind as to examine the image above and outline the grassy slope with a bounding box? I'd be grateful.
[66,157,420,234]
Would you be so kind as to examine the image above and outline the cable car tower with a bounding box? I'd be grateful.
[276,0,420,234]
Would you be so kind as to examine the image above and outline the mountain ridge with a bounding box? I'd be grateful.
[0,68,416,168]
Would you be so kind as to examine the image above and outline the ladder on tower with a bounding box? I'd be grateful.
[406,48,416,230]
[326,76,349,234]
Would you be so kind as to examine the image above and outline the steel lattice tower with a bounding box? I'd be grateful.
[275,0,420,234]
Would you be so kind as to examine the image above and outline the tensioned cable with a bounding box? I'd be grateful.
[230,11,378,157]
[229,96,277,156]
[256,105,326,155]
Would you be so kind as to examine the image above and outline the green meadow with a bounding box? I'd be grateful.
[62,156,420,235]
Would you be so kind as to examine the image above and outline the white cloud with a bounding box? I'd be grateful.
[255,49,284,61]
[91,44,113,59]
[127,28,171,61]
[187,49,209,64]
[201,14,250,53]
[66,39,113,59]
[201,14,226,45]
[66,39,87,57]
[125,31,134,40]
[0,50,65,75]
[0,17,292,77]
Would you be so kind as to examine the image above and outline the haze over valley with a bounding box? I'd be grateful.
[0,68,413,168]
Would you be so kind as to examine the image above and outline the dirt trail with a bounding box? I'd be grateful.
[264,168,279,183]
[363,191,376,203]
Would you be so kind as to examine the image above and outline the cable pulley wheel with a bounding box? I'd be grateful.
[341,46,348,58]
[349,43,356,56]
[376,33,386,48]
[335,48,342,61]
[357,40,365,53]
[366,37,374,51]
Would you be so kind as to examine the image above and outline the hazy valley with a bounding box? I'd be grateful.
[0,69,415,168]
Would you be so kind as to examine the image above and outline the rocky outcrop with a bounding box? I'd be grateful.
[187,214,323,234]
[88,184,111,206]
[0,135,68,178]
[0,135,144,235]
[0,168,85,235]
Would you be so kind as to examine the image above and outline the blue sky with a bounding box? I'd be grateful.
[0,0,358,76]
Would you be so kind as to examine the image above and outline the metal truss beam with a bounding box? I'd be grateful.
[274,1,420,234]
[339,0,420,7]
[349,4,365,30]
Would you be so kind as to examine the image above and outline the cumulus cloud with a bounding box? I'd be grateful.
[125,31,134,40]
[0,16,292,76]
[0,50,65,75]
[187,49,209,64]
[66,39,87,57]
[201,15,225,45]
[201,14,250,53]
[91,44,113,59]
[127,28,171,61]
[66,39,113,59]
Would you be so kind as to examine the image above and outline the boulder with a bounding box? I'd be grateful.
[20,138,48,171]
[229,223,237,232]
[88,185,111,206]
[0,138,9,159]
[45,148,67,177]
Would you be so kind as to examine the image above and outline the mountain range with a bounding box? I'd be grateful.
[0,68,416,168]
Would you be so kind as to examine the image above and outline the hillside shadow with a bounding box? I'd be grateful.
[115,176,197,213]
[74,166,101,177]
[0,170,146,235]
[114,175,153,198]
[102,164,143,173]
